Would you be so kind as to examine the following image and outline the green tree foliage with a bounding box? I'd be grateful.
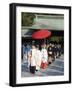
[50,36,63,42]
[22,12,35,26]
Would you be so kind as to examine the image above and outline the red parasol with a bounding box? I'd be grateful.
[32,29,51,39]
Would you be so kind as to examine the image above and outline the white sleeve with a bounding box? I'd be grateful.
[42,50,48,62]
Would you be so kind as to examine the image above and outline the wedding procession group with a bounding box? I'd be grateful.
[22,42,63,74]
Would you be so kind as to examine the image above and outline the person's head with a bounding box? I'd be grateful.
[52,43,54,47]
[32,44,36,49]
[49,43,52,46]
[36,45,39,50]
[41,43,46,49]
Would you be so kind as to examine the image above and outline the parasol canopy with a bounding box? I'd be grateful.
[32,29,51,39]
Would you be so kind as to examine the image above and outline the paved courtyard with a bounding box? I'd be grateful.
[21,55,64,77]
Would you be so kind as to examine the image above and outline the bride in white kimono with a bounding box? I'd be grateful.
[41,43,48,69]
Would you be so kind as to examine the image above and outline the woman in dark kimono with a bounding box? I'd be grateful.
[48,43,55,64]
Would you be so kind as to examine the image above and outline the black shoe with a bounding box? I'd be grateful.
[36,70,38,71]
[49,62,52,64]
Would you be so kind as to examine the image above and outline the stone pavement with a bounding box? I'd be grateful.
[21,55,64,77]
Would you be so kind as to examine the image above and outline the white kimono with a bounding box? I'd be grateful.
[35,49,42,70]
[41,48,48,63]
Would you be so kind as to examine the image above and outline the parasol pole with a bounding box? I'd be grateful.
[44,38,46,44]
[43,38,45,48]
